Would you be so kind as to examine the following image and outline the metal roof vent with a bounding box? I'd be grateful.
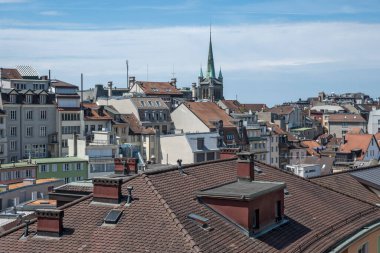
[187,213,212,230]
[104,209,123,225]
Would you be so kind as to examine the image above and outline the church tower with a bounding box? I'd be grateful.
[196,28,224,102]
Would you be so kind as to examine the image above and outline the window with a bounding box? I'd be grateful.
[26,126,33,137]
[26,169,32,177]
[275,200,282,221]
[39,84,45,90]
[197,138,204,150]
[10,126,17,136]
[98,125,103,131]
[26,94,33,104]
[10,155,18,162]
[62,139,68,148]
[10,94,17,103]
[65,177,70,184]
[39,94,46,104]
[26,110,33,120]
[207,152,215,161]
[226,133,234,140]
[39,165,47,173]
[196,153,205,163]
[52,164,57,172]
[63,163,70,171]
[40,110,47,120]
[76,163,82,171]
[76,176,82,181]
[140,101,145,106]
[61,126,80,134]
[252,209,260,229]
[61,113,80,121]
[156,101,161,106]
[357,242,368,253]
[40,126,47,137]
[10,141,17,151]
[0,144,4,155]
[10,110,17,120]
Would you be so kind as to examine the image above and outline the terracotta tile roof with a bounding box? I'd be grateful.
[137,81,183,95]
[328,113,366,123]
[0,68,22,79]
[122,113,155,135]
[339,134,376,160]
[83,103,113,121]
[311,166,380,204]
[51,79,78,89]
[241,103,268,112]
[347,127,364,134]
[267,105,295,115]
[184,101,235,129]
[220,100,242,113]
[1,159,380,252]
[301,140,322,156]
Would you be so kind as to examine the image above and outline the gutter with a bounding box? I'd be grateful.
[328,220,380,253]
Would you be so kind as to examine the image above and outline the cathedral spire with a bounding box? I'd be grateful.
[218,66,223,80]
[207,25,216,79]
[199,65,204,78]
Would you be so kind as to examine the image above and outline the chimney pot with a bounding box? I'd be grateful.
[236,152,255,181]
[36,209,64,237]
[93,178,123,204]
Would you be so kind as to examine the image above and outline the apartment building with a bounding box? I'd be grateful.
[0,111,7,164]
[50,80,82,157]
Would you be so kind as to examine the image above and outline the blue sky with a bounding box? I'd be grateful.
[1,0,380,105]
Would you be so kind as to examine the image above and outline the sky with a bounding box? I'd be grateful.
[1,0,380,106]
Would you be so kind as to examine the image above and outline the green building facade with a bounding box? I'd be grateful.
[33,157,88,184]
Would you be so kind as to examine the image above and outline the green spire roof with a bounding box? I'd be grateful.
[199,66,204,78]
[218,67,223,79]
[207,31,216,79]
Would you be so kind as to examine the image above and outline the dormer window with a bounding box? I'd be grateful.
[140,101,145,107]
[148,101,153,106]
[26,94,33,104]
[156,101,161,106]
[10,94,17,103]
[40,94,47,104]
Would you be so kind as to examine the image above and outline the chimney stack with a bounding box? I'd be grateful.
[107,81,113,97]
[128,76,135,89]
[93,178,123,204]
[36,209,64,237]
[236,152,255,181]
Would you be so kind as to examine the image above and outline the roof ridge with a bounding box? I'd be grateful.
[142,174,202,253]
[311,163,380,178]
[255,161,379,207]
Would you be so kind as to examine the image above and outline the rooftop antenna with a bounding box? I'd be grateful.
[80,73,83,110]
[171,64,176,78]
[126,60,129,88]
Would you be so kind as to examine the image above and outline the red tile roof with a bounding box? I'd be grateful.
[184,101,235,129]
[0,68,22,79]
[220,100,242,113]
[241,103,268,112]
[82,103,113,121]
[137,81,183,95]
[301,140,322,156]
[51,79,78,89]
[1,159,380,252]
[267,105,295,115]
[328,114,366,123]
[311,166,380,204]
[122,113,155,135]
[339,134,376,160]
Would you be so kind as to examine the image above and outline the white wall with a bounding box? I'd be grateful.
[286,164,321,178]
[160,135,193,164]
[368,110,380,134]
[171,104,210,133]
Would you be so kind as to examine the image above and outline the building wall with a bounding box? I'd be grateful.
[269,134,280,168]
[171,104,210,133]
[0,166,37,184]
[329,122,367,138]
[36,161,88,183]
[368,110,380,134]
[160,135,192,164]
[5,103,56,162]
[289,148,307,165]
[363,137,380,161]
[0,114,7,164]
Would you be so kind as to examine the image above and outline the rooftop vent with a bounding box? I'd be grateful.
[104,209,123,225]
[36,209,64,237]
[187,213,211,230]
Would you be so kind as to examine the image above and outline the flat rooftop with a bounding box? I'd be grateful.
[0,162,36,170]
[197,180,286,200]
[33,157,88,163]
[7,178,61,191]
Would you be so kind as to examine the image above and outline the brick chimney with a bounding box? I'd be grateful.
[236,152,254,181]
[36,209,64,237]
[93,178,123,204]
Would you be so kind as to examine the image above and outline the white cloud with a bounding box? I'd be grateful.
[1,22,380,104]
[39,10,64,16]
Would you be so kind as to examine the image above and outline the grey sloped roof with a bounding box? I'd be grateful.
[16,65,39,77]
[351,166,380,190]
